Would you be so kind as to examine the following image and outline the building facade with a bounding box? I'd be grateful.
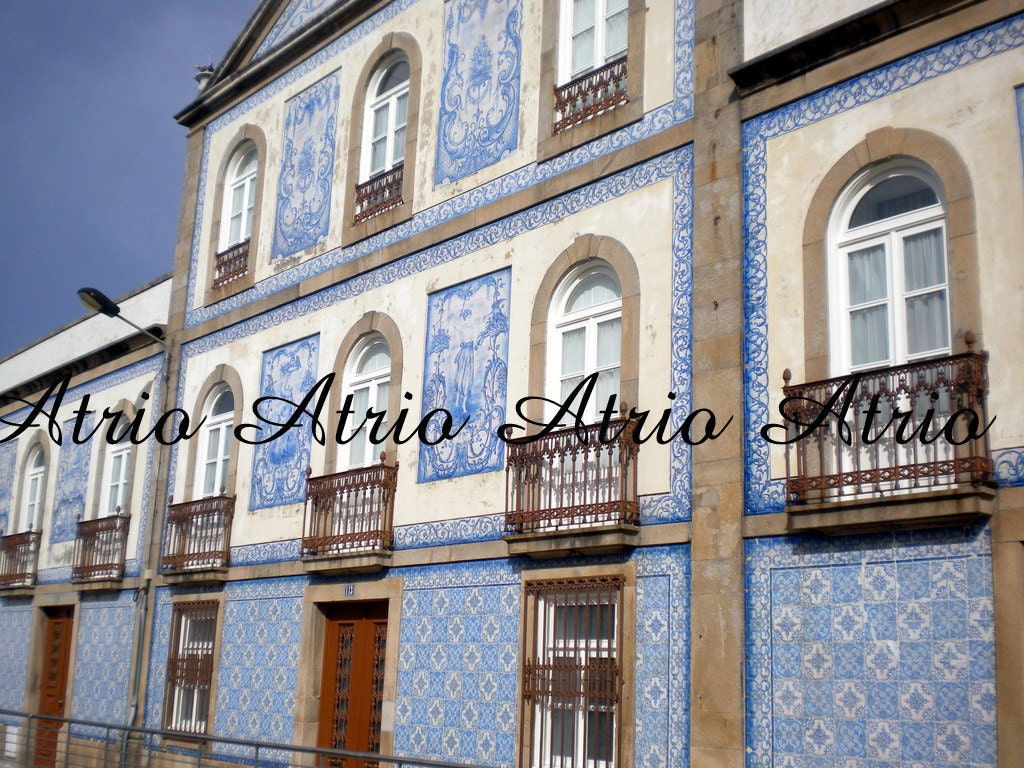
[3,1,1024,767]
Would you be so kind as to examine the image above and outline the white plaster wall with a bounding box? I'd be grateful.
[744,0,881,60]
[763,45,1024,477]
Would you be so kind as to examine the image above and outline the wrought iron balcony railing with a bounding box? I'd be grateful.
[0,530,42,588]
[553,56,628,134]
[780,352,992,504]
[302,460,398,557]
[161,495,234,572]
[354,164,404,223]
[505,419,639,534]
[212,238,250,288]
[72,511,131,582]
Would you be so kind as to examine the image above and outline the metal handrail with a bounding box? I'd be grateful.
[0,707,501,768]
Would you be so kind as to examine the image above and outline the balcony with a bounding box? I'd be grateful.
[212,238,250,288]
[0,530,41,591]
[553,57,628,134]
[780,351,995,533]
[301,461,397,574]
[72,511,130,586]
[161,495,233,583]
[354,165,404,224]
[504,418,639,557]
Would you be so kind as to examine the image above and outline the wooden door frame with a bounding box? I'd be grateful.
[293,579,403,755]
[32,605,77,768]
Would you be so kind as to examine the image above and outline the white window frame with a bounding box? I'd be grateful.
[828,161,951,375]
[16,446,46,533]
[557,0,629,84]
[99,442,132,519]
[219,143,258,251]
[338,334,392,470]
[547,263,622,424]
[526,578,622,768]
[360,55,410,182]
[196,386,234,498]
[166,601,218,734]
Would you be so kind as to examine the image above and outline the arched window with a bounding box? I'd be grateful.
[196,386,234,497]
[339,334,391,469]
[361,55,409,181]
[99,421,132,518]
[220,143,258,250]
[18,446,46,533]
[548,263,622,421]
[829,162,951,373]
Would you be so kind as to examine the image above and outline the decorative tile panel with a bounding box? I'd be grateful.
[745,525,996,768]
[272,72,341,260]
[255,0,344,59]
[0,599,33,713]
[741,13,1024,515]
[70,591,136,727]
[212,578,305,747]
[994,447,1024,487]
[434,0,523,185]
[183,0,694,328]
[250,335,320,510]
[49,415,93,544]
[0,443,16,534]
[419,269,510,482]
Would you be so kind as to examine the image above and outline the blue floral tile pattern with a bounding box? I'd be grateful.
[70,591,136,728]
[419,269,510,482]
[49,415,94,544]
[741,12,1024,515]
[249,335,320,510]
[744,524,996,768]
[994,447,1024,487]
[0,443,17,534]
[434,0,522,185]
[272,72,341,260]
[255,0,343,59]
[0,599,33,714]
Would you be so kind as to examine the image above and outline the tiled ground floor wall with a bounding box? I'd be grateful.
[744,523,996,768]
[0,599,33,713]
[141,545,691,768]
[69,590,136,726]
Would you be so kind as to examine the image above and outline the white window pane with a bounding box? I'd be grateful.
[596,369,619,407]
[850,305,889,367]
[203,462,217,497]
[371,138,387,174]
[376,382,390,413]
[567,273,620,313]
[230,184,245,217]
[903,229,945,292]
[561,328,586,375]
[906,290,949,356]
[847,244,887,305]
[573,0,596,31]
[373,105,389,138]
[604,9,628,60]
[393,127,406,163]
[596,318,621,367]
[228,213,242,245]
[572,28,596,76]
[358,342,391,375]
[395,92,408,125]
[561,375,585,402]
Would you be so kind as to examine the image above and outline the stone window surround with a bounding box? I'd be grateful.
[88,397,141,521]
[162,593,226,736]
[181,365,245,502]
[801,127,980,382]
[11,433,51,535]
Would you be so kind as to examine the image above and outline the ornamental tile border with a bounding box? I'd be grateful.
[183,0,694,327]
[741,13,1024,516]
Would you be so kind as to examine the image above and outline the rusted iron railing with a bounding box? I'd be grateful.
[505,419,639,534]
[0,530,42,587]
[781,352,992,504]
[302,461,398,557]
[212,238,250,288]
[354,164,404,223]
[161,495,234,572]
[553,56,628,134]
[72,511,131,582]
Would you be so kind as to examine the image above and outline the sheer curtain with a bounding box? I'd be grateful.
[903,228,948,355]
[847,244,889,366]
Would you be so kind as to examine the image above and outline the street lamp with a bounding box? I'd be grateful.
[77,286,167,350]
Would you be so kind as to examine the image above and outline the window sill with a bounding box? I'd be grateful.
[302,549,392,575]
[786,485,996,535]
[505,523,640,559]
[160,567,229,586]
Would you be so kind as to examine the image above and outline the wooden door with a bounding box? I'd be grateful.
[318,602,388,768]
[35,606,74,768]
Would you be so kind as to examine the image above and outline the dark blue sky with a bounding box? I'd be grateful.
[0,1,259,361]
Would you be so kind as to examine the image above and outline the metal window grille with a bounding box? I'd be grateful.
[165,601,218,735]
[522,576,623,768]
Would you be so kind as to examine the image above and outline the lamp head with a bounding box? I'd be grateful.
[77,287,120,318]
